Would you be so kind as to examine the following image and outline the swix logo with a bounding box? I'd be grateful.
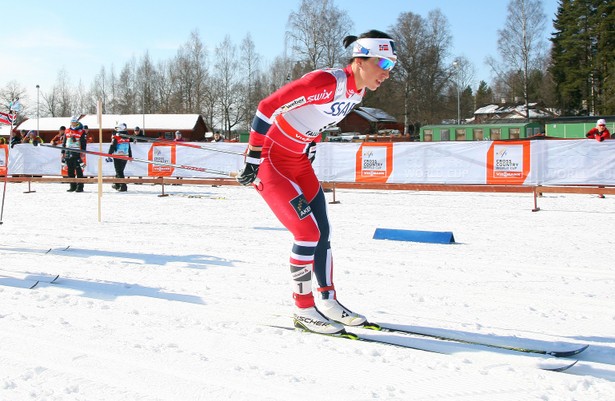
[290,194,312,220]
[324,101,355,117]
[280,97,306,112]
[307,89,333,103]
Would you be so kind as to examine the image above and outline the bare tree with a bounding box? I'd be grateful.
[0,81,29,124]
[391,10,453,130]
[286,0,353,73]
[214,35,241,134]
[491,0,547,118]
[239,33,262,130]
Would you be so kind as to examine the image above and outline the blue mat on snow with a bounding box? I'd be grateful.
[373,228,455,244]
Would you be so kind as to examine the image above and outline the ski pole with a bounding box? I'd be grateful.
[40,144,238,178]
[118,133,245,156]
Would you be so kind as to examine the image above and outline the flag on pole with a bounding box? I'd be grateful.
[0,112,14,126]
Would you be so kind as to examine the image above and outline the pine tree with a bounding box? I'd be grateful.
[550,0,615,115]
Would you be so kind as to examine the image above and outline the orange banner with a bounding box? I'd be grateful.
[147,143,176,176]
[355,142,393,183]
[0,145,8,176]
[486,141,530,184]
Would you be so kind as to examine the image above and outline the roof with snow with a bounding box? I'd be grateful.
[14,114,205,132]
[353,107,397,123]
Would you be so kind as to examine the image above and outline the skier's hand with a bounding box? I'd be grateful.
[61,157,66,166]
[306,142,317,164]
[77,158,86,169]
[236,149,261,186]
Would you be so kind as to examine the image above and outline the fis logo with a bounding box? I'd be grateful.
[496,148,508,157]
[289,194,312,220]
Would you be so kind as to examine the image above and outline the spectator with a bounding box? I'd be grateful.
[83,125,94,143]
[174,131,184,142]
[586,119,611,198]
[133,126,145,142]
[9,130,22,148]
[23,130,44,146]
[50,126,66,146]
[0,137,6,145]
[62,117,87,193]
[109,123,132,192]
[586,118,611,142]
[212,131,224,142]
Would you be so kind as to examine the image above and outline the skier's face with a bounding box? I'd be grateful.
[355,57,393,91]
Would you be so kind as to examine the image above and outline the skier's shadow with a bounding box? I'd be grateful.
[1,246,239,269]
[38,278,205,304]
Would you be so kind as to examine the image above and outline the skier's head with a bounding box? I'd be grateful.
[115,123,127,132]
[343,30,396,91]
[70,116,83,130]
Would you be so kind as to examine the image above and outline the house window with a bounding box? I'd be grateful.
[510,128,520,139]
[455,129,466,141]
[490,128,501,140]
[473,128,484,140]
[423,129,433,142]
[440,129,450,141]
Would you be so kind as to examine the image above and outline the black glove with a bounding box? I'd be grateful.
[77,158,86,169]
[306,142,317,164]
[236,149,261,186]
[61,157,66,166]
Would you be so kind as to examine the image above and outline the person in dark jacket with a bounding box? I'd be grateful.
[108,123,132,192]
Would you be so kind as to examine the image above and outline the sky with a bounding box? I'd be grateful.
[1,0,561,107]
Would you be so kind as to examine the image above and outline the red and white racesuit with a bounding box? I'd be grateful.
[248,65,364,308]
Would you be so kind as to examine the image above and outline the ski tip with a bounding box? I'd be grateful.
[548,344,590,357]
[29,280,40,289]
[543,359,579,372]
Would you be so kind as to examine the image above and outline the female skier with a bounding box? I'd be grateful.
[237,30,397,334]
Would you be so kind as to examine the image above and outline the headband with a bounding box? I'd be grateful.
[352,38,397,61]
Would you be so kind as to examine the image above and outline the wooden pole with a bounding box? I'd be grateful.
[97,100,103,222]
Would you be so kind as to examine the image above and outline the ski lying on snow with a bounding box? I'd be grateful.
[360,322,589,358]
[0,276,40,289]
[267,324,578,373]
[45,245,71,254]
[0,270,60,284]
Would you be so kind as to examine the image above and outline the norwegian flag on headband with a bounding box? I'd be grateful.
[379,44,389,51]
[0,111,15,126]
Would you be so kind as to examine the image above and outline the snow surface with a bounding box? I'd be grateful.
[1,182,614,400]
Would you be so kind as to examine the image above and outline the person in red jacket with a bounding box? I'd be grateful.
[62,117,87,192]
[237,29,396,334]
[586,119,611,142]
[586,119,611,198]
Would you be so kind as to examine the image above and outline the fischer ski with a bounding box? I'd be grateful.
[267,324,579,373]
[359,322,589,358]
[0,276,39,289]
[118,133,245,156]
[40,144,237,177]
[0,270,59,284]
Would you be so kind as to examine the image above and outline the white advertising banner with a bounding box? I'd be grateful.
[8,142,246,179]
[6,139,615,186]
